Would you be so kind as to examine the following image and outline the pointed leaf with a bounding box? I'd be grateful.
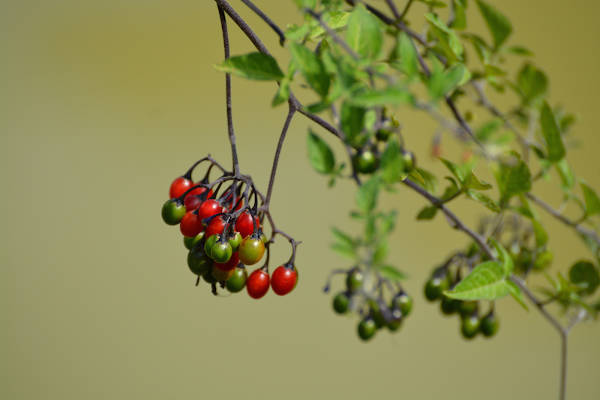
[377,265,408,282]
[290,43,330,97]
[540,102,565,162]
[346,4,382,60]
[476,0,513,49]
[215,52,284,81]
[356,177,380,212]
[307,130,335,174]
[445,261,510,300]
[581,183,600,216]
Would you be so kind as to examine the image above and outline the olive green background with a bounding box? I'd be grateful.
[2,1,599,399]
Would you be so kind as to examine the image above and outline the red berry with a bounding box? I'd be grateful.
[247,269,270,299]
[271,265,298,296]
[235,212,260,238]
[184,195,203,211]
[214,251,239,271]
[205,215,226,238]
[197,199,223,222]
[190,185,212,198]
[169,177,193,199]
[180,212,203,237]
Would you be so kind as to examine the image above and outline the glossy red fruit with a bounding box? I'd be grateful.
[184,195,203,212]
[205,215,226,238]
[169,176,193,199]
[189,185,212,198]
[235,212,260,238]
[271,265,298,296]
[214,251,239,271]
[179,212,203,237]
[197,199,223,222]
[247,269,270,299]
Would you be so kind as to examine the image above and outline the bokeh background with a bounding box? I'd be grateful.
[2,1,599,399]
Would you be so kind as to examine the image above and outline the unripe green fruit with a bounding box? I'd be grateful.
[391,293,413,317]
[211,241,233,263]
[187,249,211,276]
[534,250,553,270]
[440,297,460,315]
[352,151,379,174]
[238,237,265,265]
[461,314,480,339]
[402,151,416,172]
[184,232,205,250]
[458,300,478,317]
[480,312,499,338]
[376,128,392,142]
[228,232,243,251]
[346,269,364,292]
[226,267,248,293]
[357,318,377,341]
[387,307,403,332]
[161,199,186,225]
[424,275,449,301]
[204,234,219,258]
[369,302,386,329]
[333,292,350,314]
[202,266,217,284]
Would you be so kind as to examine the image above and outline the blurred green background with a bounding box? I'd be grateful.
[2,1,599,399]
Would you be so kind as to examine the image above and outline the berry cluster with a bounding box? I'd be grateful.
[161,157,298,298]
[327,267,414,341]
[350,112,416,176]
[424,262,499,340]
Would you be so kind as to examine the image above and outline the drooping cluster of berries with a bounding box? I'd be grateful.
[424,260,499,340]
[348,111,416,176]
[160,157,298,298]
[326,267,413,341]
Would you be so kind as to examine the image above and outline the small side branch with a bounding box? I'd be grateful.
[217,6,240,175]
[241,0,286,45]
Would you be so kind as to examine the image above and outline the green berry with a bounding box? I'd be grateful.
[391,293,413,317]
[461,314,480,340]
[357,318,377,341]
[440,297,460,315]
[424,275,449,301]
[346,269,364,292]
[226,267,248,293]
[228,232,243,251]
[161,199,186,225]
[480,312,499,338]
[458,301,478,317]
[376,128,392,142]
[352,151,379,174]
[333,292,350,314]
[211,241,233,263]
[184,232,204,250]
[187,248,211,276]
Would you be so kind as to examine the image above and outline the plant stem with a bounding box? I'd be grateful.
[217,5,240,175]
[265,105,296,208]
[241,0,286,45]
[560,331,568,400]
[526,193,600,247]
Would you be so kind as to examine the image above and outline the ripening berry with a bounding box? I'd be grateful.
[161,199,186,225]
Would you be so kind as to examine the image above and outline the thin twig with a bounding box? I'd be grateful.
[265,104,296,207]
[217,6,240,175]
[527,193,600,247]
[241,0,286,45]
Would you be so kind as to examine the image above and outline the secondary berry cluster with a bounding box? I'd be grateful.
[161,157,298,298]
[326,266,414,342]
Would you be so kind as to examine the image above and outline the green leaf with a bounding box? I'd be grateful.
[416,205,438,220]
[377,265,407,282]
[450,0,467,30]
[349,87,415,107]
[290,43,330,97]
[356,177,380,212]
[466,190,501,212]
[340,102,366,145]
[331,242,357,259]
[396,32,418,79]
[215,52,284,81]
[556,159,575,189]
[506,45,533,56]
[373,240,388,264]
[307,130,335,174]
[272,78,291,107]
[516,63,548,104]
[425,13,463,62]
[428,63,470,101]
[506,280,529,310]
[331,227,355,248]
[540,102,565,162]
[346,4,382,60]
[496,158,532,203]
[293,0,317,10]
[532,220,549,248]
[475,0,512,49]
[445,261,510,301]
[581,183,600,216]
[308,11,350,39]
[491,239,514,275]
[569,260,600,295]
[379,139,406,183]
